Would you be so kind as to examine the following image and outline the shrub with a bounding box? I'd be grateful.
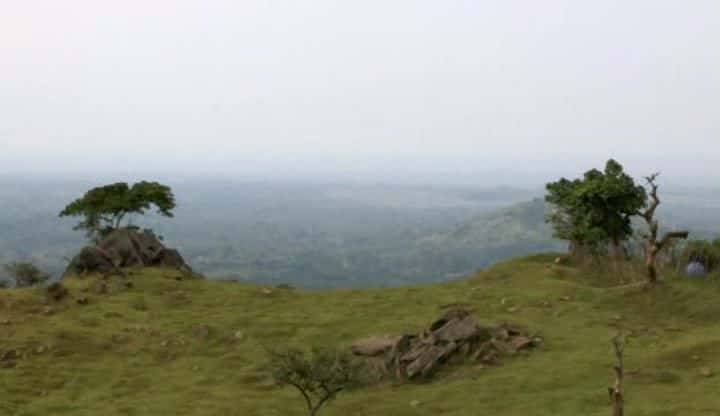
[267,347,364,416]
[3,262,50,288]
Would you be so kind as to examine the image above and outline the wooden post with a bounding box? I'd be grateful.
[610,335,625,416]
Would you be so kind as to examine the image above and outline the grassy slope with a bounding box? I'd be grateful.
[2,257,720,416]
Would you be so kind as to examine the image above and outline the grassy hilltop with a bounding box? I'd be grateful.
[2,256,720,415]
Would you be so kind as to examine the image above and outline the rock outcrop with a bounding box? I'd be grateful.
[351,308,541,380]
[64,228,194,277]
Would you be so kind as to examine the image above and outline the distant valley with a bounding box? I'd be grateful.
[0,178,716,288]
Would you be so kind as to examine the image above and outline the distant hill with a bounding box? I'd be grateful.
[421,198,556,247]
[406,198,565,282]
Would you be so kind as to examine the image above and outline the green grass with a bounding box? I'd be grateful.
[2,256,720,415]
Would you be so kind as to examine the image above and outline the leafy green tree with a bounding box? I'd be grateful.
[59,181,175,242]
[3,261,50,288]
[546,178,600,254]
[546,159,647,257]
[267,347,364,416]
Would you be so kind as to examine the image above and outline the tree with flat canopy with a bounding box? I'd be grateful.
[59,181,176,242]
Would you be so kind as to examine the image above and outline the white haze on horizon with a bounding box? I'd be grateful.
[1,1,718,187]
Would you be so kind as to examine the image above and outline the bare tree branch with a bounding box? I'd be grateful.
[638,173,688,283]
[288,382,315,412]
[658,231,690,250]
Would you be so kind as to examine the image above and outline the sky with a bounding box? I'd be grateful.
[1,0,718,186]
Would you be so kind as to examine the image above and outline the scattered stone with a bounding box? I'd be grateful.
[0,319,11,325]
[193,325,211,340]
[111,333,131,344]
[46,283,69,302]
[168,290,190,305]
[275,284,294,290]
[261,288,273,296]
[76,297,89,306]
[506,307,519,313]
[94,282,108,295]
[700,367,713,378]
[351,308,540,380]
[409,400,422,408]
[558,296,571,302]
[233,331,246,341]
[1,349,19,361]
[35,346,46,354]
[42,306,54,315]
[692,355,701,361]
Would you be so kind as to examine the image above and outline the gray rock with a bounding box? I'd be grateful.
[351,308,540,381]
[351,336,403,357]
[64,228,195,277]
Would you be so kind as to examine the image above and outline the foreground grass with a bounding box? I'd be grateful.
[2,255,720,415]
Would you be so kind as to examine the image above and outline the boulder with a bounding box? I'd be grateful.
[66,246,116,275]
[351,308,541,380]
[351,336,404,357]
[156,249,192,272]
[433,315,482,342]
[64,228,195,277]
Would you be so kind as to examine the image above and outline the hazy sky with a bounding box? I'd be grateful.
[1,1,718,185]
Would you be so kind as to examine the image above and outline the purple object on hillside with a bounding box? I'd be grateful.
[686,262,707,278]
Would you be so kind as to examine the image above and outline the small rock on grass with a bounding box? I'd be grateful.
[193,325,211,340]
[1,349,19,361]
[700,367,713,378]
[409,400,421,408]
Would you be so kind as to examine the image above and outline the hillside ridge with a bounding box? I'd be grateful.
[2,256,720,415]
